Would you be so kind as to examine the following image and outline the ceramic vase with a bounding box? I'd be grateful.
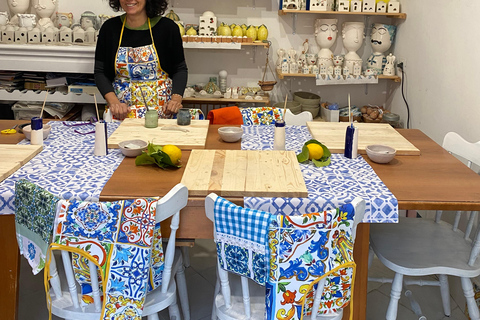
[342,22,365,75]
[314,19,338,69]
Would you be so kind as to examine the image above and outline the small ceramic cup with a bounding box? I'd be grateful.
[144,109,159,128]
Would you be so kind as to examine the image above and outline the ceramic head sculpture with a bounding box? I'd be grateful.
[80,11,99,30]
[314,19,338,68]
[55,12,73,29]
[33,0,57,28]
[342,22,365,75]
[7,0,30,26]
[366,23,396,75]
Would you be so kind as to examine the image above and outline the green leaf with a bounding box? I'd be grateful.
[312,157,331,167]
[135,142,181,169]
[297,139,332,167]
[135,153,156,166]
[296,144,310,163]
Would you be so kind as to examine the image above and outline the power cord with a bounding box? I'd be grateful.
[398,62,410,129]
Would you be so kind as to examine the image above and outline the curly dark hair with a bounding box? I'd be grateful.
[108,0,169,18]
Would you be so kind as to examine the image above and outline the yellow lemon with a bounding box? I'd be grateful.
[186,27,197,36]
[178,23,185,37]
[162,145,182,164]
[306,143,324,160]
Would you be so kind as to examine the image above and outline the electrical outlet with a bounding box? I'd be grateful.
[397,58,407,70]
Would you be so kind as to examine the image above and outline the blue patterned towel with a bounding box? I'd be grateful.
[214,196,273,285]
[15,179,60,275]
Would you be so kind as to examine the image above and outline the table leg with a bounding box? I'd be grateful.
[0,215,20,320]
[343,223,369,320]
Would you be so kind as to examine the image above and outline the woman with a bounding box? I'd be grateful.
[94,0,188,119]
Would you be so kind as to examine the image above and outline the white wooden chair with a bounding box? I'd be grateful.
[45,183,190,320]
[369,132,480,320]
[205,194,366,320]
[284,108,313,126]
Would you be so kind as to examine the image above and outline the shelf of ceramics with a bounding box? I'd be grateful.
[183,95,270,105]
[276,70,401,82]
[315,74,379,85]
[0,44,96,73]
[182,41,269,50]
[278,9,406,19]
[0,89,106,104]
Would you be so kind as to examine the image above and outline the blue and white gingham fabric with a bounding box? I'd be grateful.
[214,196,272,285]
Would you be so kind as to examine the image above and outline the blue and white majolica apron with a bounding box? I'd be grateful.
[113,18,172,119]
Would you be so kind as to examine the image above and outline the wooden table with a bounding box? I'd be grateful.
[2,121,480,320]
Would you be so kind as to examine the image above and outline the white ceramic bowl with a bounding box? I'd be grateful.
[118,139,148,157]
[218,126,243,143]
[22,124,51,140]
[366,144,396,164]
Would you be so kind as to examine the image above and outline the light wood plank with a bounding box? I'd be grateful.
[0,144,42,182]
[180,150,216,196]
[222,150,248,197]
[108,119,210,149]
[307,122,420,155]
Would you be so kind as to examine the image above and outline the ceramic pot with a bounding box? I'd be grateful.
[177,108,191,126]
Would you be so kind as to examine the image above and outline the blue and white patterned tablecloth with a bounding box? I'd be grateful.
[0,121,124,215]
[241,125,398,223]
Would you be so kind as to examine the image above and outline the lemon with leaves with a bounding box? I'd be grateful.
[297,139,331,167]
[162,145,182,165]
[306,143,324,160]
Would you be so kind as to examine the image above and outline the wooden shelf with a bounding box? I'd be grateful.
[182,41,269,50]
[278,9,406,19]
[0,89,106,104]
[183,95,269,105]
[276,70,401,82]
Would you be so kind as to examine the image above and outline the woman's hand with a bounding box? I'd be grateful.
[164,94,183,115]
[105,92,130,119]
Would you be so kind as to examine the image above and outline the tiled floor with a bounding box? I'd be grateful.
[19,239,470,320]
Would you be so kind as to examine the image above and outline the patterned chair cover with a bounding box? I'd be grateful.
[240,107,284,125]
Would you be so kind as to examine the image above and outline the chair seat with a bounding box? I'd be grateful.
[370,217,480,277]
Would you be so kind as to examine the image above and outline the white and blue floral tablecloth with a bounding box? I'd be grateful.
[0,121,124,215]
[241,125,398,223]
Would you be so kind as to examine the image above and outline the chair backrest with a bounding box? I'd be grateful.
[438,132,480,266]
[46,183,188,316]
[205,194,365,320]
[240,107,284,125]
[284,108,313,126]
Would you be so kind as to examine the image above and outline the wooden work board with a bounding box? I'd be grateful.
[108,119,210,149]
[0,144,42,182]
[181,149,308,197]
[307,122,420,155]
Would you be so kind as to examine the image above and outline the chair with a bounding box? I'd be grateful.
[369,132,480,320]
[205,194,366,320]
[44,183,190,320]
[240,106,283,125]
[284,108,313,126]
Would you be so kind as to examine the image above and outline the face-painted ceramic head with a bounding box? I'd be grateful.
[7,0,30,15]
[370,23,396,53]
[333,55,344,66]
[342,22,365,52]
[314,19,338,49]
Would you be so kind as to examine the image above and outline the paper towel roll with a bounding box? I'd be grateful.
[94,121,108,156]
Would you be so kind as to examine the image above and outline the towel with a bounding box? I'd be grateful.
[241,107,283,125]
[207,106,244,125]
[214,196,273,285]
[15,179,60,275]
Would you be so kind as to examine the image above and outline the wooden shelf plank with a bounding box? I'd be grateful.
[183,95,269,105]
[278,9,406,19]
[277,70,401,82]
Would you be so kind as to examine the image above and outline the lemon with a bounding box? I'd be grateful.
[178,23,185,37]
[186,27,197,36]
[162,145,182,164]
[306,143,324,160]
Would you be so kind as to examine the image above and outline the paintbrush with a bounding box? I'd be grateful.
[139,87,150,111]
[40,90,48,118]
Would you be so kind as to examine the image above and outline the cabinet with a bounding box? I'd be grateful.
[277,9,406,83]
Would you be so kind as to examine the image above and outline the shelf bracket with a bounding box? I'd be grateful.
[253,46,257,63]
[292,13,297,35]
[253,0,256,9]
[365,84,369,95]
[171,0,175,7]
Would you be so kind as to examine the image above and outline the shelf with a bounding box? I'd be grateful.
[277,70,401,82]
[183,95,269,105]
[0,89,106,104]
[278,9,406,19]
[182,41,269,50]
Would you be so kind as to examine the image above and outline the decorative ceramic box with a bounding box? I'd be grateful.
[0,11,9,26]
[376,1,387,13]
[14,27,28,44]
[363,0,375,12]
[388,1,401,13]
[73,27,85,43]
[198,11,216,36]
[309,0,335,11]
[84,26,96,43]
[351,0,362,12]
[2,26,15,44]
[282,0,301,10]
[27,27,41,43]
[42,27,55,43]
[337,0,350,12]
[59,28,72,43]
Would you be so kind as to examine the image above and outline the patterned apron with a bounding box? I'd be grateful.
[113,17,172,119]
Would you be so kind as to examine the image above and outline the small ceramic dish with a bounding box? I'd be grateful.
[218,127,243,143]
[22,124,52,140]
[366,144,396,164]
[118,139,148,157]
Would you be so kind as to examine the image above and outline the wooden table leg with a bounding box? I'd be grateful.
[343,223,370,320]
[0,215,20,320]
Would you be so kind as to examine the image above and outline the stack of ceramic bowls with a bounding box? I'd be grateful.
[273,101,302,115]
[293,92,321,118]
